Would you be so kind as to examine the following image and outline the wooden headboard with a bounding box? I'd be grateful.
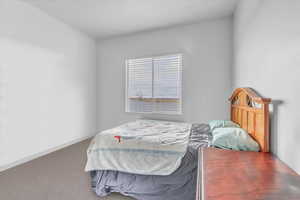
[229,88,271,152]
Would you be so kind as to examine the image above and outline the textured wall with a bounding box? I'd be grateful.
[234,0,300,173]
[0,0,97,170]
[97,18,233,131]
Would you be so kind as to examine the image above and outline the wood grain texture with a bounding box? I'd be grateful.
[201,148,300,200]
[229,88,271,152]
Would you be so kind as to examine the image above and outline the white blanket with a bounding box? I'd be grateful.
[85,120,192,175]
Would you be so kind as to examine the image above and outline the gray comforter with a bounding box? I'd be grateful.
[90,123,211,200]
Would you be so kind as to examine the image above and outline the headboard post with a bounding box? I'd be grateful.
[262,103,270,152]
[229,88,271,152]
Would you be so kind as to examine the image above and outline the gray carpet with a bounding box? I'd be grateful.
[0,139,133,200]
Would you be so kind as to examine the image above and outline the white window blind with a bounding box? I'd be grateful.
[126,54,182,114]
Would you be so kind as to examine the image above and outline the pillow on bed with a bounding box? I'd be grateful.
[211,127,260,152]
[209,120,240,131]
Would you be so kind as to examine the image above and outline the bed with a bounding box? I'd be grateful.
[86,88,271,200]
[229,87,271,152]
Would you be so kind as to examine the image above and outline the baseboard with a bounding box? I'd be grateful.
[0,135,94,172]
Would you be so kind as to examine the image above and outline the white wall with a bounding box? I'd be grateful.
[234,0,300,173]
[97,18,233,131]
[0,0,97,170]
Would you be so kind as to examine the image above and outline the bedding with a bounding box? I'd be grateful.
[211,127,260,151]
[89,123,211,200]
[85,120,192,175]
[208,120,240,130]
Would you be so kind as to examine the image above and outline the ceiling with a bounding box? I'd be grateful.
[22,0,238,39]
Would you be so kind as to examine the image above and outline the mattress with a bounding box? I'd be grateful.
[89,123,211,200]
[85,120,192,175]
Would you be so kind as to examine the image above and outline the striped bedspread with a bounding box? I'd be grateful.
[85,120,192,175]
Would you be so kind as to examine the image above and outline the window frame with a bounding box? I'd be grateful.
[125,53,182,115]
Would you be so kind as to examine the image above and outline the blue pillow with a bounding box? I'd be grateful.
[212,127,260,152]
[209,120,240,131]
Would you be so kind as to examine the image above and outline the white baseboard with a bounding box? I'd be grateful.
[0,135,93,172]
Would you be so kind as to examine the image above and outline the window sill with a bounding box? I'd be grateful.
[129,97,179,103]
[125,110,183,115]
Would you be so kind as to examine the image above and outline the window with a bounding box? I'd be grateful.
[126,54,182,114]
